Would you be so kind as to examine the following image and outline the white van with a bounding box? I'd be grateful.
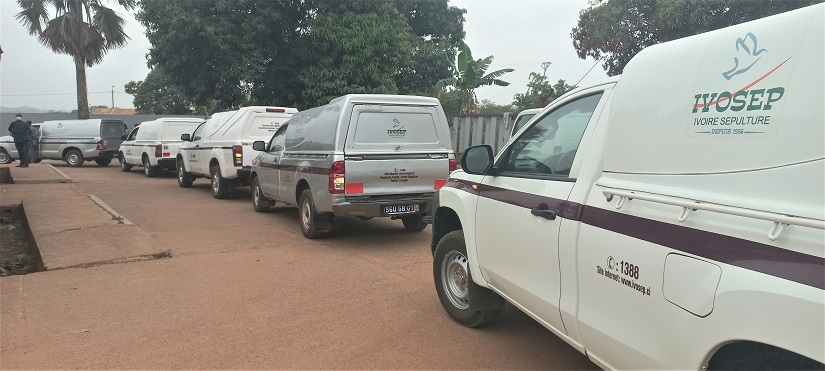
[249,94,456,238]
[29,119,127,166]
[177,106,297,198]
[433,4,823,370]
[118,117,204,177]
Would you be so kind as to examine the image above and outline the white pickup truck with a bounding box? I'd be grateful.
[432,5,823,370]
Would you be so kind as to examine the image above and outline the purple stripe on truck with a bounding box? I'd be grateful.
[442,180,825,290]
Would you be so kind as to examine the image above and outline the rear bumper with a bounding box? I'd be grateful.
[157,158,176,169]
[332,194,435,222]
[236,166,252,180]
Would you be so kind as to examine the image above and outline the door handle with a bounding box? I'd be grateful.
[531,208,557,220]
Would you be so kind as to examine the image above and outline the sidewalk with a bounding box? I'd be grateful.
[0,163,168,270]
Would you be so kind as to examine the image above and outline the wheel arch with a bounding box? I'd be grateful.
[706,341,823,370]
[295,179,310,205]
[432,207,462,255]
[62,147,82,159]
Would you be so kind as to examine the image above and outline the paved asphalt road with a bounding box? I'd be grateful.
[1,162,598,369]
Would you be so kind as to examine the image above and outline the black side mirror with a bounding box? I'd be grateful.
[181,134,191,141]
[461,145,494,175]
[121,134,128,140]
[252,141,266,151]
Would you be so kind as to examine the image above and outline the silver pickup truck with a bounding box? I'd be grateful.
[249,94,456,238]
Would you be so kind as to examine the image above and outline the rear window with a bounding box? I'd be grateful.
[162,122,201,140]
[101,121,126,139]
[353,112,439,144]
[244,115,289,139]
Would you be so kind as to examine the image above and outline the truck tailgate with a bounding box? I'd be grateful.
[344,154,449,195]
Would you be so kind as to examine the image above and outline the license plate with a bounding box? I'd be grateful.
[382,204,420,215]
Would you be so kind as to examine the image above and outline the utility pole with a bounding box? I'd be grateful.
[111,86,115,108]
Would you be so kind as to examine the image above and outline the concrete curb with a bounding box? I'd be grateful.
[46,164,73,182]
[88,194,134,225]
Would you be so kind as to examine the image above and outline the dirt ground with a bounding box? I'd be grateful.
[0,205,39,276]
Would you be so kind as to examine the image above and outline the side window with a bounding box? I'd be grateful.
[127,127,139,141]
[192,123,206,141]
[269,125,288,152]
[502,93,603,177]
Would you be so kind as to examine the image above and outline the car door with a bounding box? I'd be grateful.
[256,125,288,200]
[474,92,607,334]
[187,123,207,175]
[123,127,140,164]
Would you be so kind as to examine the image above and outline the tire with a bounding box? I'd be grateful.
[95,156,112,166]
[177,159,193,188]
[299,189,326,239]
[210,164,233,199]
[0,149,11,164]
[119,154,132,172]
[143,156,157,177]
[252,177,274,212]
[433,230,502,328]
[401,214,427,231]
[65,149,84,167]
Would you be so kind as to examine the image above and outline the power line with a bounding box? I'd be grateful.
[1,91,132,97]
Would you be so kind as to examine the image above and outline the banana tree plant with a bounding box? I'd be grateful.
[437,41,513,114]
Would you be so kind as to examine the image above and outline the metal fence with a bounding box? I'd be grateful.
[449,113,513,155]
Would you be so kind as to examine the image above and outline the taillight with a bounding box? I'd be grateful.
[96,140,105,150]
[449,159,458,172]
[266,108,285,113]
[154,144,162,157]
[328,161,345,194]
[232,145,243,166]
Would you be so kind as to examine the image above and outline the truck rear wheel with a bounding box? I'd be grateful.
[299,189,328,239]
[0,149,11,164]
[65,149,84,167]
[434,230,502,328]
[210,165,233,199]
[143,156,157,177]
[252,177,274,212]
[95,156,112,166]
[177,159,193,188]
[401,215,427,231]
[119,154,132,172]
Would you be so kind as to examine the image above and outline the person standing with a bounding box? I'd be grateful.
[8,114,33,168]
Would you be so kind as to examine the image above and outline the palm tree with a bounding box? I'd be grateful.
[16,0,136,119]
[437,41,513,114]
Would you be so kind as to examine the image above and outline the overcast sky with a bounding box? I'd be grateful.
[0,0,607,112]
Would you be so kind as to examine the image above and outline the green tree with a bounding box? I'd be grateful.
[298,0,414,107]
[137,0,465,110]
[392,0,466,95]
[572,0,822,76]
[476,100,513,115]
[512,73,574,111]
[124,67,193,115]
[16,0,137,119]
[437,41,513,114]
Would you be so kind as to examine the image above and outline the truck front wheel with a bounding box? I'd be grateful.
[177,159,193,188]
[434,230,502,328]
[252,177,274,212]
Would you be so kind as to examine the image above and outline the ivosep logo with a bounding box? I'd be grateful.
[686,20,807,138]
